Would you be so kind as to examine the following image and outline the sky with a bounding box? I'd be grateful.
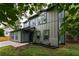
[0,24,4,28]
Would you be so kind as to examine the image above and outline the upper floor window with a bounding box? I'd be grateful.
[30,19,36,27]
[43,18,47,24]
[32,20,36,26]
[37,12,47,25]
[37,17,42,25]
[41,12,47,24]
[58,11,64,22]
[33,22,36,26]
[38,21,40,25]
[24,22,30,27]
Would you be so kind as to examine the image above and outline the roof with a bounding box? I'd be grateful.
[24,6,54,23]
[11,6,54,33]
[10,27,36,33]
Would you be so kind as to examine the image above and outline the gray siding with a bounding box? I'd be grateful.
[10,31,21,42]
[30,18,36,28]
[32,11,59,47]
[21,30,30,42]
[24,22,30,28]
[10,10,64,48]
[47,11,58,46]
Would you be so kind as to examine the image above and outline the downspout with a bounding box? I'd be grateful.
[57,10,59,48]
[64,10,65,45]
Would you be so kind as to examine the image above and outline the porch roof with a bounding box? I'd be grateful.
[10,27,35,33]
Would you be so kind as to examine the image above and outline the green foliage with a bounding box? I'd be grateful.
[0,3,47,29]
[0,43,79,56]
[46,3,79,39]
[51,4,79,38]
[0,29,4,36]
[0,3,48,35]
[0,3,79,38]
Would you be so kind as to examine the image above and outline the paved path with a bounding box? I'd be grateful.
[0,41,29,48]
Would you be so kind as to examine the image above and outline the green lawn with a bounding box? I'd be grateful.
[0,43,79,56]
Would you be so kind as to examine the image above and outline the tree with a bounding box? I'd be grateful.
[46,3,79,40]
[0,29,4,36]
[0,3,47,36]
[0,3,79,38]
[0,3,47,29]
[52,3,79,40]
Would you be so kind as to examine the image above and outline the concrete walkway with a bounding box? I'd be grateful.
[0,41,29,48]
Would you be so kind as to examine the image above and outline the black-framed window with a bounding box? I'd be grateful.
[38,21,41,25]
[37,12,47,25]
[43,30,50,40]
[36,30,41,39]
[32,21,36,26]
[30,19,36,27]
[58,11,64,22]
[41,12,47,24]
[25,22,30,27]
[38,17,42,25]
[42,18,47,24]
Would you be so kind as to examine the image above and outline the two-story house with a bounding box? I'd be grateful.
[10,7,65,48]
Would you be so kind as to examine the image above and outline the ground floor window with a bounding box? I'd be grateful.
[43,30,50,40]
[15,32,18,40]
[36,30,41,39]
[11,33,14,39]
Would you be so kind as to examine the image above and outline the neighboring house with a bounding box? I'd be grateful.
[4,28,13,36]
[10,7,65,48]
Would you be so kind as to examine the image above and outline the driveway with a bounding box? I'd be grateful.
[0,41,29,48]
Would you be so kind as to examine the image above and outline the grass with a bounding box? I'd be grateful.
[0,43,79,56]
[0,36,10,42]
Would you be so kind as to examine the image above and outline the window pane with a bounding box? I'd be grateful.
[43,30,49,40]
[42,12,47,24]
[36,31,41,39]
